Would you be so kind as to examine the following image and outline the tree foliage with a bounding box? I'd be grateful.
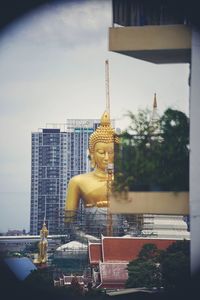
[138,243,159,261]
[24,268,53,288]
[159,240,190,290]
[126,259,162,288]
[69,276,84,296]
[126,240,190,290]
[114,108,189,191]
[126,243,162,288]
[159,109,189,190]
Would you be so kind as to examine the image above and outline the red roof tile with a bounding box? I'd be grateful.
[102,237,175,262]
[88,243,102,264]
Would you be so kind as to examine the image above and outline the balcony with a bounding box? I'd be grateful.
[109,24,191,64]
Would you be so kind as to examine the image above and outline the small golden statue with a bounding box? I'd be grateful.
[65,110,119,221]
[36,220,48,264]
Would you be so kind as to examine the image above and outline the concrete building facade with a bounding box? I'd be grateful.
[109,0,199,274]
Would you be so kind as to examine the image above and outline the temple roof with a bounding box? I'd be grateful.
[89,236,175,264]
[101,236,175,262]
[88,242,102,264]
[56,241,87,251]
[89,236,177,289]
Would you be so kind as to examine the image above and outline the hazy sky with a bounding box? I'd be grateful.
[0,0,189,233]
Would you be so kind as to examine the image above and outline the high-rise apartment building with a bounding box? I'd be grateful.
[30,119,100,235]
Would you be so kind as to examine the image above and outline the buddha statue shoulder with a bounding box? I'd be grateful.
[65,111,119,217]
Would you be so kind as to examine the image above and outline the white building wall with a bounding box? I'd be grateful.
[190,27,200,275]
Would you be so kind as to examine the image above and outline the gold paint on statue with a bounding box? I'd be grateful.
[35,221,48,264]
[65,111,119,220]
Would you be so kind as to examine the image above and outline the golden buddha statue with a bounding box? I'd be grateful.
[65,110,119,222]
[37,221,48,264]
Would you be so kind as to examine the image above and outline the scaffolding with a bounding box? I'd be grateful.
[58,207,145,241]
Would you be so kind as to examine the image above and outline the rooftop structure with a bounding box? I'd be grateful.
[110,0,191,63]
[54,274,85,287]
[88,235,177,289]
[2,257,37,281]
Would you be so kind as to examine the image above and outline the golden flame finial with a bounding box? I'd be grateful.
[100,110,110,126]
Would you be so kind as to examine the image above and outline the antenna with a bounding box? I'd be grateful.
[105,59,110,114]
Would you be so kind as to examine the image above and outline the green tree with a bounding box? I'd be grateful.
[138,243,159,260]
[69,276,84,297]
[126,243,162,288]
[24,268,53,289]
[114,108,189,192]
[23,268,75,299]
[126,259,161,288]
[158,108,189,190]
[159,240,190,290]
[126,241,190,290]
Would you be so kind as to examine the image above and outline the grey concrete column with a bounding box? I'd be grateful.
[190,27,200,275]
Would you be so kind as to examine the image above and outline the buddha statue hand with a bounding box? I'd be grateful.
[96,200,108,207]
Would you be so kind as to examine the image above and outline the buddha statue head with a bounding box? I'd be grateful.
[89,111,119,172]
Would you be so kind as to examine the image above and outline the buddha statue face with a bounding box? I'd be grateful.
[89,110,119,172]
[92,142,114,171]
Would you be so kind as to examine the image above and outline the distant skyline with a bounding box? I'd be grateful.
[0,0,189,233]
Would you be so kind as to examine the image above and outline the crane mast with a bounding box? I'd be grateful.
[105,59,113,236]
[105,59,110,114]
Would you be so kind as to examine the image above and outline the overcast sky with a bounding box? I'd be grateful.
[0,0,189,233]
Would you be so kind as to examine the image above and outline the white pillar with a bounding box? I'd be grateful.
[190,27,200,275]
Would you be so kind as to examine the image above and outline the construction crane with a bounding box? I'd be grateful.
[106,163,113,236]
[105,59,110,114]
[105,59,113,236]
